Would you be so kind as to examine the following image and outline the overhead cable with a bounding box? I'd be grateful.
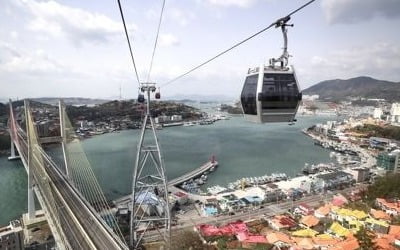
[161,0,315,87]
[147,0,166,83]
[117,0,141,85]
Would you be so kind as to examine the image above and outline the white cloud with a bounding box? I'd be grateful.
[308,42,400,83]
[145,9,158,20]
[10,31,19,39]
[168,8,196,27]
[0,41,77,76]
[206,0,257,8]
[11,0,136,46]
[159,33,180,47]
[321,0,400,24]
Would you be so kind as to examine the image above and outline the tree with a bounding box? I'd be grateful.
[354,226,377,250]
[391,215,400,226]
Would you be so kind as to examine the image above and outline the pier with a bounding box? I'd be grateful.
[168,160,218,186]
[113,160,218,205]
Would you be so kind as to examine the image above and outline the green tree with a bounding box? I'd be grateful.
[365,173,400,204]
[354,226,377,250]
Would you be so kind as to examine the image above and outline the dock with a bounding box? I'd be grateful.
[168,160,218,186]
[113,160,218,205]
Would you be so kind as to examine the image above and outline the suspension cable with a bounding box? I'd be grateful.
[161,0,315,88]
[117,0,141,85]
[147,0,166,83]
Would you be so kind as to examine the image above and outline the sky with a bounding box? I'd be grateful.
[0,0,400,100]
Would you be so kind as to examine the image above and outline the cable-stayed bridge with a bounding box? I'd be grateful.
[8,99,129,250]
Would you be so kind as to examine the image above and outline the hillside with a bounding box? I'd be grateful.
[303,76,400,102]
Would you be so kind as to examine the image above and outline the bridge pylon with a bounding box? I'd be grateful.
[130,83,171,249]
[8,99,20,161]
[58,100,71,178]
[24,100,36,219]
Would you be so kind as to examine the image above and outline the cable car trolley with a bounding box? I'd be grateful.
[241,16,302,123]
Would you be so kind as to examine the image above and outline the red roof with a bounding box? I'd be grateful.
[332,197,347,207]
[174,191,187,198]
[279,216,297,227]
[197,221,248,237]
[244,235,268,244]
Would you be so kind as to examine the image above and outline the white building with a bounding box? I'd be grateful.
[171,115,182,122]
[373,108,383,120]
[390,103,400,123]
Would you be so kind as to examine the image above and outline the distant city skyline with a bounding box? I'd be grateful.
[1,0,399,100]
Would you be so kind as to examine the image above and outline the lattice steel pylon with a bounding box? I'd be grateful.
[130,82,170,249]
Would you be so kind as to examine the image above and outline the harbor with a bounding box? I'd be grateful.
[0,116,335,225]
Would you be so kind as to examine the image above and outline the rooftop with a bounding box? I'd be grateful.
[300,215,320,228]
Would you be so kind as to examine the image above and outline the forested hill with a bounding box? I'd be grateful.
[303,76,400,102]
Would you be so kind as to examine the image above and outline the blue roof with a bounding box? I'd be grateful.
[204,206,218,215]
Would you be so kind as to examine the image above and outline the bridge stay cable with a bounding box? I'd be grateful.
[60,106,128,245]
[161,0,315,88]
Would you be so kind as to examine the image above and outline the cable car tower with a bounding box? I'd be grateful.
[130,82,170,249]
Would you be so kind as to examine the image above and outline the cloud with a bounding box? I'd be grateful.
[10,0,136,46]
[206,0,257,8]
[308,42,400,83]
[168,8,196,26]
[321,0,400,24]
[159,33,180,47]
[0,41,79,77]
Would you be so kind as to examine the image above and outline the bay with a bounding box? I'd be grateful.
[0,115,335,225]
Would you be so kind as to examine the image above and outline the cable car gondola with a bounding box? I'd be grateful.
[155,88,161,99]
[138,93,145,103]
[241,16,302,123]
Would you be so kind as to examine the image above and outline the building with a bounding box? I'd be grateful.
[390,103,400,123]
[314,204,332,218]
[373,108,383,119]
[0,220,24,250]
[369,137,391,149]
[314,171,354,191]
[376,198,400,216]
[294,203,314,216]
[171,115,182,122]
[267,215,297,231]
[344,167,370,183]
[377,150,400,173]
[364,218,390,234]
[172,192,188,205]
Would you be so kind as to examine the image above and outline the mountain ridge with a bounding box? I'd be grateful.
[303,76,400,102]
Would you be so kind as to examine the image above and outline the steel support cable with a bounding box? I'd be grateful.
[161,0,315,88]
[70,152,99,211]
[66,143,95,206]
[70,149,100,208]
[62,114,125,242]
[65,133,102,211]
[66,137,126,243]
[117,0,141,85]
[146,0,166,82]
[63,112,107,211]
